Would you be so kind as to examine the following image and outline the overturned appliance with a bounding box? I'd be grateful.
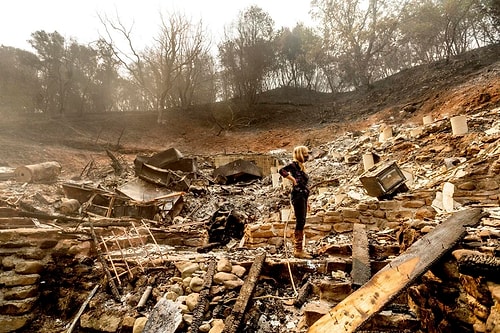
[359,161,408,200]
[134,148,197,191]
[213,159,263,184]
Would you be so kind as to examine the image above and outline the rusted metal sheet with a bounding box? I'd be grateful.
[147,147,183,165]
[134,163,190,191]
[308,208,484,333]
[62,182,112,206]
[160,158,197,173]
[214,153,278,176]
[135,148,197,173]
[117,178,173,202]
[213,159,262,184]
[117,178,185,219]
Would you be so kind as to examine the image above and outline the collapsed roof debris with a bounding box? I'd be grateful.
[134,148,196,191]
[0,105,499,333]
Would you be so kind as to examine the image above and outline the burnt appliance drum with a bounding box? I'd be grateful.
[359,161,407,198]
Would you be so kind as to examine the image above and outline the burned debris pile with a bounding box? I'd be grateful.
[0,105,500,333]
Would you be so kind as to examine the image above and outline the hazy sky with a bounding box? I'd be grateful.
[1,0,314,52]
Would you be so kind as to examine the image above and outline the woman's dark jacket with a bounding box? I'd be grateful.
[279,161,310,196]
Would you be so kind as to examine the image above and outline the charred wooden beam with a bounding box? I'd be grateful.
[0,207,84,223]
[134,162,190,191]
[294,279,312,308]
[189,259,216,333]
[67,284,100,333]
[457,252,500,281]
[106,149,123,175]
[223,252,266,333]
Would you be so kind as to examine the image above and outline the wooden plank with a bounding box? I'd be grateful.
[308,208,484,333]
[223,252,266,333]
[351,223,371,288]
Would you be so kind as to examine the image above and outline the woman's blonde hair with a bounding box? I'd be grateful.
[293,146,309,171]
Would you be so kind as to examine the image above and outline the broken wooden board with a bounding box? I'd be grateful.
[142,298,182,333]
[308,208,484,333]
[351,223,371,288]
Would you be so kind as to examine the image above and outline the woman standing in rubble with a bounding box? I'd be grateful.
[279,146,312,259]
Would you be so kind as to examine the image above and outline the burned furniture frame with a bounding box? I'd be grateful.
[62,182,183,220]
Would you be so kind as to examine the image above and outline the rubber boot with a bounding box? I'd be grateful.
[294,229,312,259]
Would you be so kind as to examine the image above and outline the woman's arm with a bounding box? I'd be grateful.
[279,164,297,185]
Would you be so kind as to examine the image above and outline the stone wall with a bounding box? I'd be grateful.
[0,225,208,332]
[245,189,437,248]
[0,229,87,332]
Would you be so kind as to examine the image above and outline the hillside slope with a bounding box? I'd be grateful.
[0,44,498,174]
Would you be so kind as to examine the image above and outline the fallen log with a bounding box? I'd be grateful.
[60,199,81,214]
[15,161,61,183]
[223,252,266,333]
[308,208,485,333]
